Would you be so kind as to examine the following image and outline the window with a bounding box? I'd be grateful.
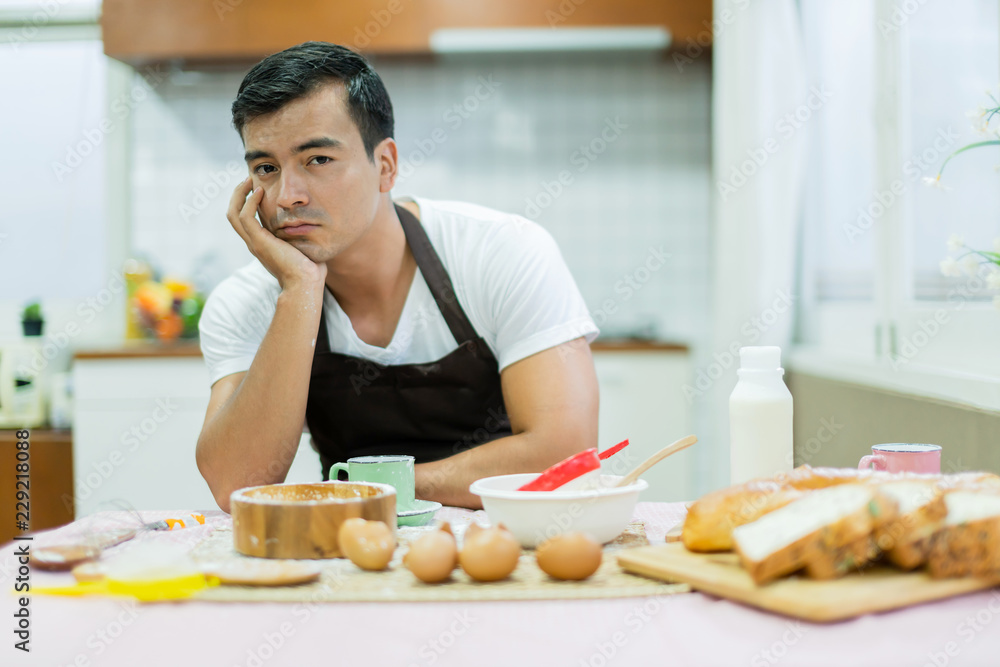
[802,0,878,304]
[909,0,1000,300]
[1,3,107,302]
[798,0,1000,407]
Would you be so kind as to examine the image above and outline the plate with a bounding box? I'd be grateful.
[201,560,322,587]
[397,499,442,527]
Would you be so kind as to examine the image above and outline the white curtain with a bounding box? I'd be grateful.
[701,0,808,492]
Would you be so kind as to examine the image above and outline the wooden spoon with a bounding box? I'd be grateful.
[615,435,697,487]
[32,528,139,572]
[33,544,102,571]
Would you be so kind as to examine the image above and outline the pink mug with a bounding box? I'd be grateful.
[858,443,941,474]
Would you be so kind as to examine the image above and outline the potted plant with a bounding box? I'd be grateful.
[21,301,44,337]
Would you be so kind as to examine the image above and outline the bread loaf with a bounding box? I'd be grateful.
[682,480,804,552]
[934,472,1000,493]
[778,466,873,490]
[683,465,872,552]
[682,467,1000,554]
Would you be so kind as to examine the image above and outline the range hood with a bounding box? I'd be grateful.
[429,26,672,54]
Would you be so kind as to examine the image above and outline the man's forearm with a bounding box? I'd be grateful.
[197,284,323,509]
[414,431,587,508]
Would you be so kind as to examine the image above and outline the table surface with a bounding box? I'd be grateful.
[3,502,1000,667]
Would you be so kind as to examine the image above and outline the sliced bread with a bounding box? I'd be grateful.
[934,472,1000,491]
[733,484,876,585]
[682,480,805,552]
[927,490,1000,578]
[803,534,881,580]
[778,465,870,490]
[804,489,898,579]
[872,480,947,570]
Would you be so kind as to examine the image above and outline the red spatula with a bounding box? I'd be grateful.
[599,438,629,460]
[517,448,601,491]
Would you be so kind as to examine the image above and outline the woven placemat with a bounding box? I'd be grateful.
[189,520,689,603]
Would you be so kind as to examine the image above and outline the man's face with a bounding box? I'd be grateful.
[242,82,390,263]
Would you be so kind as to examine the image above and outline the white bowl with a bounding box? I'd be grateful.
[469,473,648,548]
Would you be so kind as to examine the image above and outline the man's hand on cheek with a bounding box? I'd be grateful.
[226,176,327,293]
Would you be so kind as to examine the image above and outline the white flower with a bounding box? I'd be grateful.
[940,257,962,277]
[947,234,965,253]
[987,269,1000,291]
[922,175,953,191]
[965,106,989,134]
[966,106,990,133]
[960,255,981,277]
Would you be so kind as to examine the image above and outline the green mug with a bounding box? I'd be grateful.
[329,455,415,511]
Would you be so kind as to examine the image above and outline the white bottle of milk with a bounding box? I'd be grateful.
[729,346,793,485]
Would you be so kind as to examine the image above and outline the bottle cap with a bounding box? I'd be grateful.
[739,346,782,371]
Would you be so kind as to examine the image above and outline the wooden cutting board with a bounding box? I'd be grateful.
[617,543,999,622]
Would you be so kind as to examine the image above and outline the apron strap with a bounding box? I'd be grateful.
[316,295,332,353]
[314,203,482,353]
[395,203,480,345]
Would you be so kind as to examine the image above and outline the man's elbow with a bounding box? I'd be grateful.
[207,477,235,515]
[214,494,232,514]
[196,436,234,514]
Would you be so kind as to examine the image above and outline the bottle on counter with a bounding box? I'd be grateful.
[729,346,793,485]
[123,258,153,340]
[0,341,47,428]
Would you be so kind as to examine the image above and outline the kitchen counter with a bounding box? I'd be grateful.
[5,502,998,666]
[73,339,688,359]
[591,339,688,352]
[73,341,202,359]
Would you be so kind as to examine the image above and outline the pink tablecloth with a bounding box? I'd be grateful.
[3,502,1000,667]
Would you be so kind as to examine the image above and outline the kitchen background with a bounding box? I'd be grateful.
[130,53,711,339]
[3,0,1000,540]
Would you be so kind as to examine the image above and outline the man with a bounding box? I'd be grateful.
[196,42,599,512]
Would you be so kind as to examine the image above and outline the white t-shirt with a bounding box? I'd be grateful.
[199,196,599,386]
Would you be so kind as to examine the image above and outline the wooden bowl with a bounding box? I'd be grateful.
[231,481,396,559]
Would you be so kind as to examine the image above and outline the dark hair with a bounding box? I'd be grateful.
[232,41,394,160]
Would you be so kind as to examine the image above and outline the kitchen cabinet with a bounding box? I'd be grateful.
[0,429,74,544]
[592,345,693,503]
[101,0,712,65]
[72,350,321,517]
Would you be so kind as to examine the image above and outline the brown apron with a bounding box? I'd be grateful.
[306,204,512,479]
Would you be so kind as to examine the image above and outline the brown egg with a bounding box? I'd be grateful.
[465,521,484,541]
[338,518,395,571]
[404,522,458,583]
[459,524,521,582]
[536,532,602,581]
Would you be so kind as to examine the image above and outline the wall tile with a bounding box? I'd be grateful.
[129,53,711,343]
